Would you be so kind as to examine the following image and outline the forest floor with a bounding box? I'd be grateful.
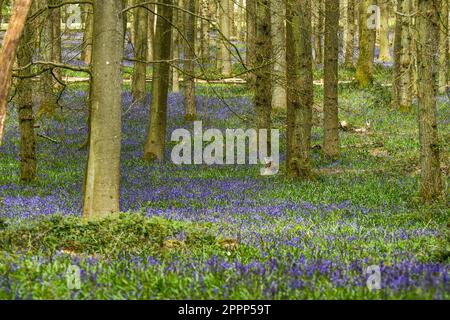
[0,74,449,299]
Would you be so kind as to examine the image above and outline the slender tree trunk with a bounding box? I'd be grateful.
[379,1,392,62]
[131,0,148,102]
[83,0,124,220]
[438,0,449,94]
[219,0,232,76]
[172,0,180,93]
[144,0,173,161]
[416,0,443,201]
[200,0,210,62]
[238,0,246,41]
[17,5,36,181]
[81,5,93,64]
[271,0,286,110]
[0,0,33,146]
[356,0,377,87]
[147,3,155,61]
[184,0,197,121]
[323,0,340,160]
[313,0,324,66]
[392,0,413,111]
[255,0,272,134]
[286,0,314,178]
[246,0,257,87]
[39,0,57,116]
[344,0,356,67]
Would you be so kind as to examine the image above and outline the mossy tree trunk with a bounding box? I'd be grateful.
[344,0,356,67]
[17,3,36,182]
[131,0,148,102]
[416,0,443,201]
[271,0,286,111]
[286,0,314,179]
[323,0,340,160]
[356,0,377,87]
[143,0,173,161]
[438,0,449,94]
[184,0,197,121]
[255,0,272,135]
[378,0,392,62]
[246,0,257,88]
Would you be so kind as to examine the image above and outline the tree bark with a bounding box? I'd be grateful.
[218,0,232,76]
[246,0,257,87]
[81,4,93,65]
[356,0,377,87]
[438,0,448,94]
[313,0,324,66]
[184,0,197,121]
[255,0,272,134]
[0,0,33,146]
[344,0,356,67]
[17,4,37,181]
[378,0,392,62]
[323,0,340,160]
[83,0,124,220]
[271,0,287,111]
[286,0,314,178]
[416,0,443,201]
[131,0,149,102]
[144,0,173,161]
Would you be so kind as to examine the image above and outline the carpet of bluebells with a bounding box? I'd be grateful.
[0,31,449,300]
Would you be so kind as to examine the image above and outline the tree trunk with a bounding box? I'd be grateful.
[17,5,37,181]
[81,4,93,64]
[83,0,124,220]
[246,0,257,87]
[392,0,413,111]
[131,0,148,102]
[0,0,4,26]
[0,0,33,146]
[416,0,443,201]
[438,0,448,94]
[144,0,173,161]
[356,0,377,87]
[344,0,356,67]
[378,1,392,62]
[219,0,232,76]
[286,0,314,178]
[255,0,272,134]
[184,0,197,121]
[172,0,180,93]
[39,0,57,116]
[271,0,287,111]
[147,3,155,61]
[200,0,210,62]
[313,0,324,66]
[323,0,340,160]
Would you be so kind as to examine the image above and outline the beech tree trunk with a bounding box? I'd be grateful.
[218,0,232,76]
[378,1,392,62]
[323,0,340,160]
[246,0,257,87]
[416,0,443,201]
[0,0,33,146]
[81,5,93,64]
[356,0,377,87]
[286,0,314,178]
[83,0,124,220]
[131,0,149,102]
[144,0,173,161]
[271,0,287,110]
[184,0,197,121]
[17,4,37,181]
[344,0,356,67]
[255,0,272,133]
[438,0,449,94]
